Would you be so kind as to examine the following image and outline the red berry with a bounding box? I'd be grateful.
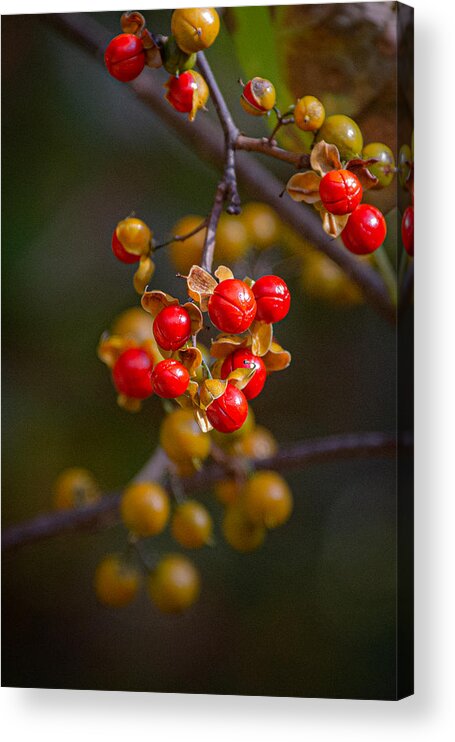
[105,34,145,83]
[208,279,257,334]
[319,169,362,216]
[341,204,387,255]
[221,349,266,400]
[111,231,140,264]
[252,275,290,324]
[151,359,190,398]
[401,206,414,257]
[206,383,248,434]
[112,348,154,399]
[165,71,197,113]
[153,305,192,351]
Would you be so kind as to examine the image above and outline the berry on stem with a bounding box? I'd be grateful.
[112,232,141,264]
[160,408,211,463]
[105,34,145,82]
[241,77,276,116]
[171,500,213,549]
[221,349,266,400]
[206,383,248,434]
[148,554,200,613]
[112,348,154,399]
[222,505,266,552]
[94,554,140,607]
[362,142,395,189]
[151,359,190,398]
[53,467,100,510]
[319,169,362,216]
[153,305,192,351]
[341,204,387,255]
[243,471,293,529]
[252,275,291,324]
[294,95,325,132]
[171,8,220,54]
[208,279,256,334]
[315,114,363,161]
[120,482,170,537]
[165,70,209,122]
[115,217,152,257]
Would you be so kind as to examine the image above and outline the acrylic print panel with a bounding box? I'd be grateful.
[1,3,414,700]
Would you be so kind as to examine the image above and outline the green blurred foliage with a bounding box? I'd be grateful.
[2,6,403,699]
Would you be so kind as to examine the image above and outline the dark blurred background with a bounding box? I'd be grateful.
[2,5,403,698]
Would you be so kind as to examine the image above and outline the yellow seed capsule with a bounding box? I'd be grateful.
[116,217,152,257]
[94,554,140,607]
[169,214,206,274]
[111,307,153,344]
[241,202,281,249]
[171,500,213,548]
[171,8,220,54]
[230,425,278,461]
[214,478,243,506]
[241,77,276,116]
[243,471,293,529]
[214,213,249,264]
[148,554,200,613]
[315,114,363,161]
[53,467,100,510]
[294,95,325,132]
[300,253,363,306]
[120,481,170,537]
[222,505,266,552]
[160,408,211,464]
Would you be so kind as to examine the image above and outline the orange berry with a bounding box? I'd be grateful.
[120,482,170,537]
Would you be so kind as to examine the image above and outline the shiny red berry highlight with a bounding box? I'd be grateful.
[153,305,192,351]
[319,169,362,216]
[151,359,190,399]
[208,279,257,334]
[206,383,248,434]
[221,349,267,400]
[111,231,141,264]
[341,204,387,255]
[105,34,145,83]
[252,275,290,324]
[112,348,154,399]
[401,206,414,257]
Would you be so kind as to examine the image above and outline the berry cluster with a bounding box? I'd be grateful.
[105,9,219,121]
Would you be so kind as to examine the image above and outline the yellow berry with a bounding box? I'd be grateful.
[294,95,325,132]
[222,505,266,552]
[230,425,278,460]
[214,477,243,506]
[243,471,293,529]
[160,408,211,464]
[169,215,206,274]
[241,202,281,249]
[214,213,249,264]
[148,554,200,613]
[53,467,100,510]
[171,500,213,548]
[120,481,170,537]
[315,114,363,161]
[111,307,153,344]
[241,77,276,116]
[171,8,220,54]
[116,217,152,257]
[300,253,363,306]
[94,554,140,607]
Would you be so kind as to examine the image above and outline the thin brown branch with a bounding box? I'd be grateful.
[236,134,310,169]
[42,13,394,324]
[2,431,412,554]
[153,217,208,252]
[201,180,227,272]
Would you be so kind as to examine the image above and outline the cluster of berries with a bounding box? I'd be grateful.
[104,9,219,121]
[99,265,291,431]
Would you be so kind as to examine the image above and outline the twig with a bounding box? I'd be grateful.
[153,217,208,252]
[236,134,310,169]
[2,431,412,553]
[43,13,394,324]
